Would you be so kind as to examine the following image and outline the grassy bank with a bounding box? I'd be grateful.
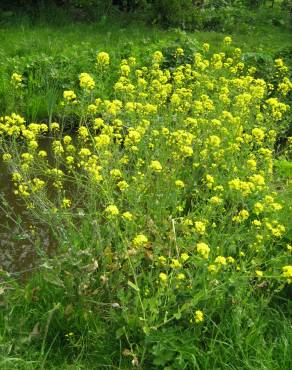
[0,14,291,121]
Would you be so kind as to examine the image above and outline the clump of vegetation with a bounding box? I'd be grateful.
[0,37,291,368]
[1,0,291,29]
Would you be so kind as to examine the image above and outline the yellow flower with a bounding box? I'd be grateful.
[66,144,76,153]
[254,202,264,215]
[252,128,265,142]
[105,204,119,217]
[122,211,133,221]
[96,51,110,66]
[16,184,30,197]
[93,118,105,130]
[193,310,204,323]
[196,242,210,259]
[63,135,72,145]
[51,122,60,131]
[176,273,185,280]
[27,140,39,150]
[120,64,131,76]
[87,104,97,114]
[79,148,91,157]
[110,169,122,178]
[66,156,74,165]
[223,36,232,45]
[133,234,148,247]
[181,145,193,157]
[205,174,215,188]
[128,57,136,66]
[246,159,257,171]
[159,272,168,283]
[282,266,292,283]
[203,43,210,52]
[176,48,184,57]
[78,126,89,139]
[170,259,182,269]
[149,160,162,173]
[117,181,129,191]
[209,135,221,147]
[21,153,34,162]
[158,256,167,265]
[175,180,185,189]
[234,47,241,57]
[249,174,265,188]
[208,264,216,273]
[181,253,189,262]
[215,256,227,265]
[232,209,249,223]
[194,221,206,235]
[255,270,263,277]
[12,172,22,182]
[79,73,95,90]
[2,153,12,161]
[95,134,111,147]
[227,256,235,264]
[209,196,222,205]
[11,72,23,88]
[252,220,262,228]
[62,198,71,208]
[153,51,164,64]
[52,140,64,155]
[63,90,76,102]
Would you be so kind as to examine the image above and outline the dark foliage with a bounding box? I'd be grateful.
[0,1,291,28]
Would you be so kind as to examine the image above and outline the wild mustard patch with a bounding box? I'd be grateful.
[1,38,292,365]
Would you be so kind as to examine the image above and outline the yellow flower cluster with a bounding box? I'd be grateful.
[191,310,204,324]
[105,204,119,217]
[96,51,110,67]
[79,73,95,90]
[133,234,148,247]
[149,160,162,173]
[282,266,292,284]
[63,90,77,102]
[11,72,23,88]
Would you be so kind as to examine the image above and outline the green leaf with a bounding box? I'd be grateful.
[115,327,124,339]
[127,280,140,292]
[173,311,181,320]
[143,326,150,335]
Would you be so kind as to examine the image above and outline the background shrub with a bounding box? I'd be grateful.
[0,0,290,28]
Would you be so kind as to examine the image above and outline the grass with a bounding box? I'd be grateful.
[0,8,292,370]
